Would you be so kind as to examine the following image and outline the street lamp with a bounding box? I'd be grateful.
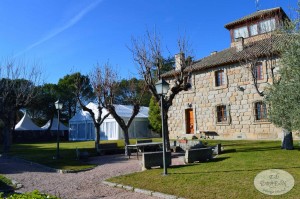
[155,79,169,175]
[54,99,63,159]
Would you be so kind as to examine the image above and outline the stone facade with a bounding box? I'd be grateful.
[167,58,283,140]
[165,7,293,140]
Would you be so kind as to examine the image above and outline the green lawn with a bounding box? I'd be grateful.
[1,141,98,171]
[108,140,300,199]
[0,138,162,171]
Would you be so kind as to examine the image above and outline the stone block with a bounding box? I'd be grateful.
[142,151,171,170]
[240,120,251,125]
[242,124,250,129]
[241,100,248,105]
[102,181,117,187]
[123,185,134,191]
[184,148,213,163]
[152,192,177,199]
[134,188,153,196]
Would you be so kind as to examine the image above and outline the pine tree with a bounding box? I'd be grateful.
[148,96,162,136]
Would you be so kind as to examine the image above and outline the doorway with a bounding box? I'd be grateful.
[185,109,194,134]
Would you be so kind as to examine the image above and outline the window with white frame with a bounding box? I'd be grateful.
[249,24,258,36]
[260,18,276,33]
[234,26,249,40]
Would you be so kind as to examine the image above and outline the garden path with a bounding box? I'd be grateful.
[0,154,158,199]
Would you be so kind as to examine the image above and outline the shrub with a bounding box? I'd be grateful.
[1,190,59,199]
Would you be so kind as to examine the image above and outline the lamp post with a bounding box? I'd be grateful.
[155,79,169,175]
[54,99,63,159]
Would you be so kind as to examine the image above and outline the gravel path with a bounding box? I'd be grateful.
[0,154,159,199]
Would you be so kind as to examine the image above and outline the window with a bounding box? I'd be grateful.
[217,105,227,123]
[260,18,276,33]
[215,70,225,87]
[249,24,258,36]
[253,62,263,80]
[254,102,268,121]
[234,26,249,40]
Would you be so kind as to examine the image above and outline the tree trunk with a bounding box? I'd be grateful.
[281,129,294,150]
[123,129,130,156]
[95,125,101,154]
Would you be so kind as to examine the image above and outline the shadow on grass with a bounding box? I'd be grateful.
[221,141,278,146]
[170,165,300,175]
[0,181,14,193]
[169,157,229,169]
[221,149,237,154]
[0,152,132,175]
[222,146,290,154]
[237,146,282,153]
[0,142,129,174]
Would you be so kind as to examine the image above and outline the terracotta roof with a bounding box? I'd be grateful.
[162,35,284,78]
[224,7,287,29]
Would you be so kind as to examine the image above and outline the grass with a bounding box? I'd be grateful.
[0,138,162,171]
[108,140,300,199]
[0,174,13,191]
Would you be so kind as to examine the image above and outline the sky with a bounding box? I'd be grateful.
[0,0,298,84]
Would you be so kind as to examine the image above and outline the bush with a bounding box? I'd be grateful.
[0,190,59,199]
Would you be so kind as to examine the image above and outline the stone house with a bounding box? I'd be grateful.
[163,7,290,140]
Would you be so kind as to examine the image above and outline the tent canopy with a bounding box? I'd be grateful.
[41,117,69,131]
[69,102,150,141]
[69,102,149,123]
[15,112,43,131]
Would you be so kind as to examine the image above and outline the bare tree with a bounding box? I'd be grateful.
[74,67,110,152]
[75,63,146,155]
[130,30,193,150]
[102,65,146,155]
[0,58,42,152]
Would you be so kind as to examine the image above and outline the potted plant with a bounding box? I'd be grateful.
[178,137,188,144]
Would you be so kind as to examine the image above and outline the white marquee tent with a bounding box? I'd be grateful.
[41,117,69,131]
[69,102,151,141]
[15,112,43,131]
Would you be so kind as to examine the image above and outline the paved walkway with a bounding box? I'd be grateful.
[0,154,162,199]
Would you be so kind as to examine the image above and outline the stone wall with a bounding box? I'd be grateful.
[167,58,282,140]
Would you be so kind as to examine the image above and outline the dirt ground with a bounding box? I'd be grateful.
[0,154,159,199]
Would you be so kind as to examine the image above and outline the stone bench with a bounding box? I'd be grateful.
[142,151,171,170]
[97,143,118,155]
[184,148,213,163]
[76,148,89,161]
[212,144,222,155]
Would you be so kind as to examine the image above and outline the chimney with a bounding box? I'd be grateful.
[236,37,244,52]
[175,53,185,70]
[211,51,217,55]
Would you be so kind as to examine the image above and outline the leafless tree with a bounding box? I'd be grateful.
[130,30,193,150]
[0,58,42,152]
[75,65,110,152]
[75,63,145,155]
[102,64,146,155]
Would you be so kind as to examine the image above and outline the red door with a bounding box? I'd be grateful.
[186,109,194,134]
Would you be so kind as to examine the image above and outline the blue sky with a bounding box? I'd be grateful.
[0,0,298,84]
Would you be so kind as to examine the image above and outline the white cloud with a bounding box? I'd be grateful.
[16,0,103,57]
